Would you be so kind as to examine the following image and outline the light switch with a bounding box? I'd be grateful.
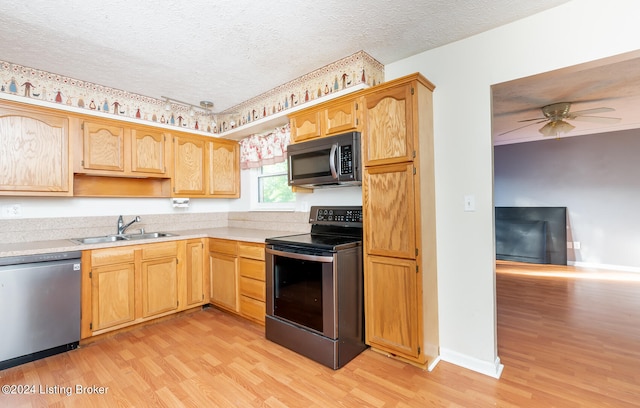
[464,195,476,212]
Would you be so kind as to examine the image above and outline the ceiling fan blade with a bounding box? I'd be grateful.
[497,119,547,136]
[517,117,546,123]
[570,107,615,116]
[570,115,621,124]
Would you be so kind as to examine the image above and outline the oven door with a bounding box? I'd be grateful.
[265,245,337,339]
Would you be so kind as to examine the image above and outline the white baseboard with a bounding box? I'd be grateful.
[568,261,640,273]
[439,348,504,379]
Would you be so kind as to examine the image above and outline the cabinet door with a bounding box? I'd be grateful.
[290,109,322,142]
[83,120,126,172]
[173,135,205,195]
[365,255,422,361]
[0,106,70,194]
[185,240,205,307]
[363,163,417,259]
[325,98,360,136]
[208,140,240,197]
[131,128,168,175]
[141,257,178,318]
[363,84,414,166]
[92,262,135,331]
[209,252,238,312]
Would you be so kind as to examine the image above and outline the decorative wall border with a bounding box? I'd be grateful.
[0,50,383,136]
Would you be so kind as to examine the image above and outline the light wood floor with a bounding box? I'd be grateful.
[2,261,639,407]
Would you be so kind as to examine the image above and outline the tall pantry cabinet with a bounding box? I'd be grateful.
[361,73,439,369]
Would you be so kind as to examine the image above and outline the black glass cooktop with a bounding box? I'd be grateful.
[266,206,363,251]
[266,231,362,251]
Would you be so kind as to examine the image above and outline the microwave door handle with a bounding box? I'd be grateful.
[329,143,338,179]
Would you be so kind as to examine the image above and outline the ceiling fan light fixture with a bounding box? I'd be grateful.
[539,119,575,137]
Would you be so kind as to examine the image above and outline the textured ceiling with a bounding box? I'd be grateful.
[0,0,570,113]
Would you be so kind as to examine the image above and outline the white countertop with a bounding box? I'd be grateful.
[0,227,299,258]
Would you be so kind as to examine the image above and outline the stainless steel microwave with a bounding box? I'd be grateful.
[287,132,361,189]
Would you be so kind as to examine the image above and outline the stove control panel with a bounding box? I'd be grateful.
[310,206,363,224]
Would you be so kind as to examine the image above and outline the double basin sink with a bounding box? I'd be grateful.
[70,232,177,245]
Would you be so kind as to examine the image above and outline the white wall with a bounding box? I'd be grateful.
[0,196,232,219]
[385,0,640,377]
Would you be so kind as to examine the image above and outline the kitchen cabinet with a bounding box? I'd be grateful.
[363,163,417,260]
[365,255,420,358]
[172,134,206,196]
[75,119,171,177]
[208,238,266,324]
[362,83,414,166]
[237,242,266,324]
[183,239,207,308]
[209,238,238,312]
[0,101,71,196]
[173,135,240,198]
[131,128,169,175]
[82,240,184,338]
[140,242,179,318]
[290,95,361,143]
[207,139,240,198]
[89,247,136,332]
[361,73,439,368]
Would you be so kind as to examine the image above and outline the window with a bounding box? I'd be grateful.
[253,160,295,208]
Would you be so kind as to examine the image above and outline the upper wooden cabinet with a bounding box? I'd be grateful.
[0,101,71,196]
[81,120,125,172]
[131,128,168,175]
[290,109,322,142]
[362,83,414,166]
[207,139,240,198]
[74,118,171,178]
[172,134,240,198]
[290,95,362,143]
[172,134,206,196]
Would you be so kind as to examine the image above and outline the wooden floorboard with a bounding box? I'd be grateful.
[2,261,640,407]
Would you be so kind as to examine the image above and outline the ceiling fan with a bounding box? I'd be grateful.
[501,102,621,137]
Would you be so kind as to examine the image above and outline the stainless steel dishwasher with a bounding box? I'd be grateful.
[0,251,82,370]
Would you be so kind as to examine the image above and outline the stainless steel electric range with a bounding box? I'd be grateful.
[265,206,367,369]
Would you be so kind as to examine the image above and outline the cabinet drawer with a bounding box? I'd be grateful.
[237,242,265,260]
[91,247,135,267]
[239,276,265,301]
[238,258,265,280]
[240,295,265,324]
[209,238,237,255]
[141,241,177,259]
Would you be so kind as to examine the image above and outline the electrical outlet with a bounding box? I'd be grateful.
[1,204,22,218]
[573,241,581,250]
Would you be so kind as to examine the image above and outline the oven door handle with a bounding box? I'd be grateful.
[266,248,334,263]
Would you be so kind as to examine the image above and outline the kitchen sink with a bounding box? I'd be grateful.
[70,232,177,245]
[124,232,177,240]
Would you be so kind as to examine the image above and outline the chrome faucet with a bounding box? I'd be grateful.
[117,215,141,235]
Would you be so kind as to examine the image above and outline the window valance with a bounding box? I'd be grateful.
[239,124,290,170]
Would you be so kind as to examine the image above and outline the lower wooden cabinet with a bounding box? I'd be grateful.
[81,240,198,338]
[184,239,206,307]
[91,260,136,332]
[364,255,422,360]
[140,256,178,318]
[209,252,238,311]
[209,239,266,324]
[237,242,266,324]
